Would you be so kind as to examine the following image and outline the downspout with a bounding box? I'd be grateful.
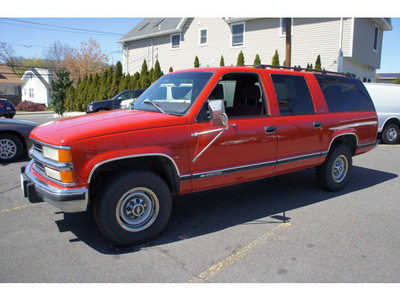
[146,39,154,68]
[122,42,129,74]
[338,17,344,73]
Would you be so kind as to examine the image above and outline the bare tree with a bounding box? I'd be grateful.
[0,42,20,73]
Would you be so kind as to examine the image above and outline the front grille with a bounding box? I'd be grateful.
[33,142,43,154]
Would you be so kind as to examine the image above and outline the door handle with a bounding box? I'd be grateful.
[265,126,276,134]
[313,122,322,129]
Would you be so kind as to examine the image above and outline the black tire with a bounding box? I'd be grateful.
[0,133,24,162]
[94,171,172,246]
[381,124,399,144]
[316,145,352,191]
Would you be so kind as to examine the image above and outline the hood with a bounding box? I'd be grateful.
[30,110,187,146]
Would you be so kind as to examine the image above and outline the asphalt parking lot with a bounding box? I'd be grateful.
[1,113,399,283]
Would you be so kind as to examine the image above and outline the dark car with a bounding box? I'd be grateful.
[0,98,16,119]
[86,89,146,114]
[0,119,38,162]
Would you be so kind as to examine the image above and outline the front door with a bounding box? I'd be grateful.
[187,72,278,192]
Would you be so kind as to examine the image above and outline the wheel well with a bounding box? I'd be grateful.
[329,134,357,156]
[89,156,180,203]
[383,117,400,129]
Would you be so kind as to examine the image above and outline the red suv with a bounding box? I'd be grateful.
[22,66,378,245]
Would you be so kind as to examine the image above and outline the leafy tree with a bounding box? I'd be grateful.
[220,55,225,66]
[55,37,108,80]
[393,77,400,84]
[315,55,322,70]
[194,56,200,68]
[51,68,73,116]
[237,51,245,66]
[271,50,279,66]
[254,54,261,66]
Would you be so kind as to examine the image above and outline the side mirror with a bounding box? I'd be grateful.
[208,100,227,127]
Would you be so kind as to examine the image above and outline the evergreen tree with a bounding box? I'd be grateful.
[237,51,245,66]
[254,54,261,66]
[51,68,73,116]
[99,69,109,100]
[64,85,75,112]
[107,66,114,98]
[111,61,123,95]
[169,67,174,73]
[133,72,141,89]
[194,56,200,68]
[393,77,400,84]
[139,60,150,88]
[220,55,225,66]
[271,50,279,66]
[315,55,322,70]
[152,59,163,82]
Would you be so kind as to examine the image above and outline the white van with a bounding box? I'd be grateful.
[364,83,400,144]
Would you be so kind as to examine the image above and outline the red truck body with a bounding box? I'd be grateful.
[22,66,378,245]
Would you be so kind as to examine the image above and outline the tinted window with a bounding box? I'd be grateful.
[315,75,375,113]
[271,74,315,115]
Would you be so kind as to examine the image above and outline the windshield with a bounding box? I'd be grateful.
[133,72,213,115]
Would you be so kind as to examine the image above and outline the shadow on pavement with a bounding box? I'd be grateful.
[54,165,397,254]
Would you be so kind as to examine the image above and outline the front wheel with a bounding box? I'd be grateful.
[94,171,172,246]
[316,145,352,191]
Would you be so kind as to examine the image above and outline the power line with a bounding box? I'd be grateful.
[1,18,125,37]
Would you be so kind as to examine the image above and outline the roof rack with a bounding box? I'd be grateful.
[254,64,355,78]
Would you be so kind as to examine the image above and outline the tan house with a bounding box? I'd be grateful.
[118,17,392,82]
[0,64,24,105]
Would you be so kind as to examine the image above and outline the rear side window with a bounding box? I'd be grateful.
[315,75,375,113]
[271,74,315,116]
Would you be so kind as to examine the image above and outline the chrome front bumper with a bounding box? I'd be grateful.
[21,160,88,213]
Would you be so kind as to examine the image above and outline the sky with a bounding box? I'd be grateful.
[1,1,399,73]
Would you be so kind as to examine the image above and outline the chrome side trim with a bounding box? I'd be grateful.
[326,133,358,154]
[87,153,181,184]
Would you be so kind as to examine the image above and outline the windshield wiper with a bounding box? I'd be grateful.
[143,99,166,114]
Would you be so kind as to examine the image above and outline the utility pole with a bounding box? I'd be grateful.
[285,18,292,67]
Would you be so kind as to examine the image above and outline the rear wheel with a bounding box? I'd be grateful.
[317,145,352,191]
[94,171,172,246]
[381,124,399,144]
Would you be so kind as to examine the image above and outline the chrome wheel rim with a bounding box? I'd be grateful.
[332,155,348,183]
[0,138,17,160]
[386,127,398,142]
[116,187,159,232]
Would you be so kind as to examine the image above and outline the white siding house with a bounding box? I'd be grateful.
[21,68,55,107]
[118,18,392,82]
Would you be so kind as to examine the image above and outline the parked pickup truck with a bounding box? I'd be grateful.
[21,66,378,246]
[86,89,145,113]
[364,83,400,144]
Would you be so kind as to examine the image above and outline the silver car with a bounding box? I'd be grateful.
[0,119,38,162]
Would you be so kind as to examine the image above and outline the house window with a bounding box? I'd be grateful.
[373,25,379,51]
[200,29,208,45]
[0,86,18,95]
[171,34,181,49]
[29,88,34,99]
[231,23,244,47]
[280,18,293,37]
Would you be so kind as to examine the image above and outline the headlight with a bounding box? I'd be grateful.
[45,167,75,183]
[42,146,72,163]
